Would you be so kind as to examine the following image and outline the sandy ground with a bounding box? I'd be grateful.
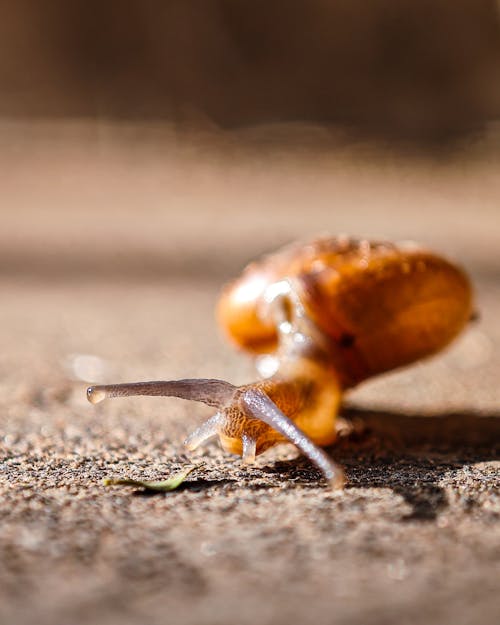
[0,121,499,625]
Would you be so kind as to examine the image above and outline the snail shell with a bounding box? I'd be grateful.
[217,236,473,387]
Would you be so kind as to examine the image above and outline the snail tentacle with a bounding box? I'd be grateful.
[184,413,224,451]
[241,434,257,464]
[87,378,237,408]
[240,388,345,489]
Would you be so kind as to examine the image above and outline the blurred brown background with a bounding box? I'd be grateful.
[0,4,499,625]
[2,0,500,280]
[2,0,500,138]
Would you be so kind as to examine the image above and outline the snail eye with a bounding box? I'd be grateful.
[339,333,356,348]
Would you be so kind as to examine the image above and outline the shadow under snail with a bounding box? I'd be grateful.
[87,236,474,489]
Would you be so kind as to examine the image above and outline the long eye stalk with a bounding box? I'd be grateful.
[87,379,237,408]
[240,389,345,489]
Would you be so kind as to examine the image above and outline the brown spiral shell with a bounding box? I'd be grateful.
[217,236,473,387]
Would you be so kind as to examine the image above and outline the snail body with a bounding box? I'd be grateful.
[88,236,473,488]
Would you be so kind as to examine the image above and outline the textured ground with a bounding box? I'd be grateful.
[0,121,499,625]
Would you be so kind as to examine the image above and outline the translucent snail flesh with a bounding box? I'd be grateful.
[87,236,474,489]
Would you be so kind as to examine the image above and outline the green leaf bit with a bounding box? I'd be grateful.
[103,466,197,492]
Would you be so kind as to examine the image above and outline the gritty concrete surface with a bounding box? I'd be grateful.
[0,122,499,625]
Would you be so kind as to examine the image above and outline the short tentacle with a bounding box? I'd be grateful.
[241,434,257,464]
[184,413,223,451]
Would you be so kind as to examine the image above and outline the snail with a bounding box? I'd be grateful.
[87,236,474,489]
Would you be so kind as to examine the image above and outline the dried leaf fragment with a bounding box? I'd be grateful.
[103,466,197,492]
